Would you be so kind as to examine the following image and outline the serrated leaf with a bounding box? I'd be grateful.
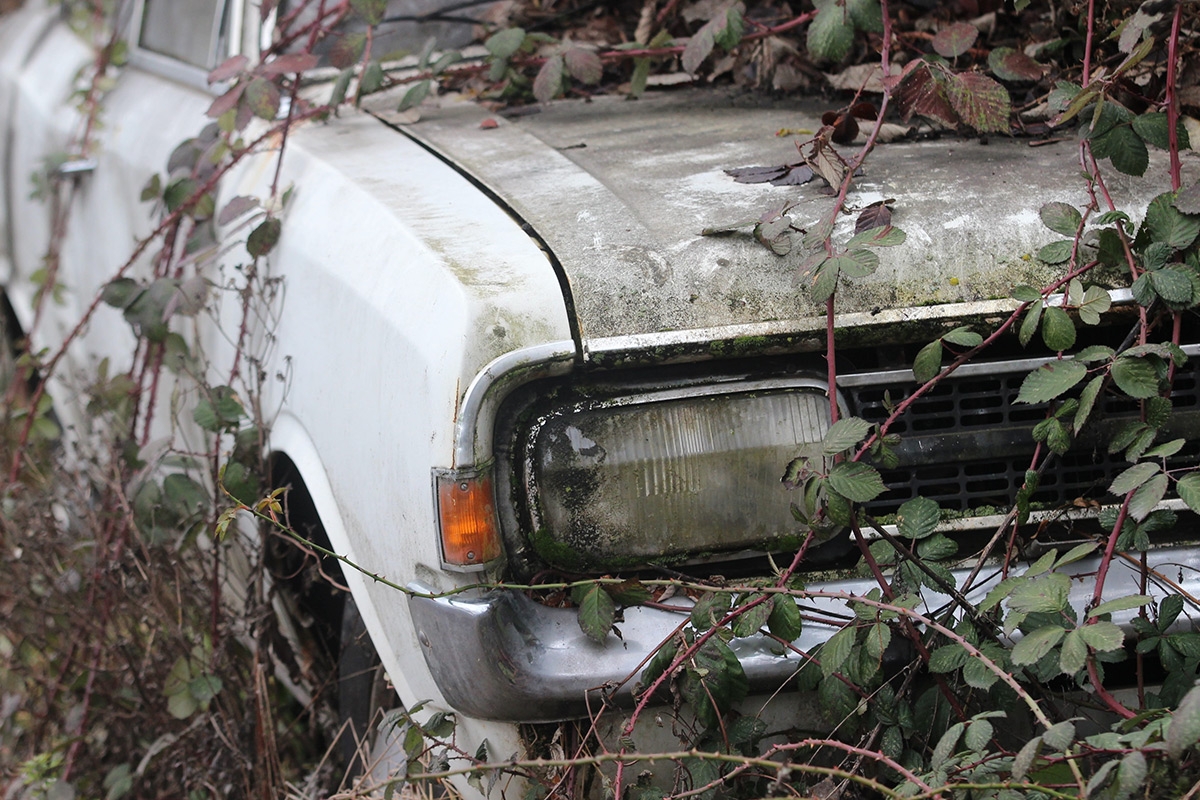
[1040,202,1082,236]
[821,625,857,677]
[963,653,998,689]
[564,47,602,84]
[1038,239,1074,264]
[913,339,943,383]
[828,461,886,503]
[1078,285,1112,325]
[398,79,431,111]
[1177,472,1200,514]
[822,417,872,455]
[897,496,940,540]
[1150,266,1196,304]
[942,326,982,347]
[1105,126,1149,176]
[1043,720,1076,752]
[1019,299,1043,347]
[1167,682,1200,760]
[928,644,969,673]
[989,47,1045,81]
[839,248,878,277]
[244,77,281,120]
[533,55,563,104]
[682,638,747,729]
[691,591,731,630]
[1009,573,1070,614]
[767,596,802,641]
[1041,305,1077,351]
[577,583,615,642]
[102,278,141,309]
[1058,628,1087,675]
[1016,360,1087,404]
[247,218,282,258]
[946,71,1010,133]
[1079,620,1124,652]
[359,60,384,95]
[917,533,957,560]
[1011,625,1065,666]
[1112,355,1160,399]
[1013,284,1042,302]
[1129,471,1169,521]
[965,719,994,753]
[932,21,977,58]
[1133,111,1189,150]
[1145,438,1186,458]
[1110,462,1161,495]
[1145,192,1200,249]
[864,622,890,662]
[807,0,855,62]
[682,25,715,74]
[731,594,772,638]
[847,224,906,248]
[931,722,964,770]
[486,27,527,59]
[1013,736,1042,780]
[1055,542,1097,568]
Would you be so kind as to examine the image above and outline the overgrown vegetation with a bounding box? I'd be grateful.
[6,0,1200,798]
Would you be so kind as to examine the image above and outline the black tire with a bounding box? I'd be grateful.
[338,594,394,779]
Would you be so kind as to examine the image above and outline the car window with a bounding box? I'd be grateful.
[139,0,227,69]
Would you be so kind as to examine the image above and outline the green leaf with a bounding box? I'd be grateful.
[846,225,906,248]
[1144,192,1200,249]
[1013,737,1042,781]
[1110,462,1161,495]
[350,0,386,24]
[398,80,431,111]
[564,46,603,84]
[1037,239,1074,264]
[931,721,964,770]
[1177,472,1200,514]
[913,339,943,383]
[1055,542,1097,568]
[533,55,564,104]
[247,218,282,258]
[946,71,1010,133]
[928,644,969,673]
[682,638,748,729]
[1078,285,1112,325]
[1112,355,1161,399]
[1008,573,1070,614]
[1011,625,1065,666]
[1105,126,1149,176]
[864,622,890,662]
[140,173,162,202]
[807,0,855,62]
[1042,720,1076,752]
[244,77,281,120]
[1015,360,1087,404]
[767,596,802,642]
[1013,284,1042,302]
[917,533,957,560]
[942,326,982,347]
[691,592,731,631]
[576,583,616,643]
[932,21,977,58]
[731,594,772,638]
[839,248,879,278]
[1040,202,1082,236]
[1019,299,1043,347]
[897,496,940,540]
[1133,111,1189,150]
[963,650,999,689]
[1080,621,1124,652]
[102,278,141,309]
[359,61,384,95]
[1150,266,1196,304]
[1167,682,1200,760]
[486,27,527,59]
[1041,306,1077,351]
[821,625,857,677]
[1129,471,1169,521]
[822,417,872,455]
[1058,629,1087,675]
[828,461,886,503]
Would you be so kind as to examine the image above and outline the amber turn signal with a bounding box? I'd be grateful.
[435,472,502,569]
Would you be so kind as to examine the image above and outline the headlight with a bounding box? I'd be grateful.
[515,377,833,571]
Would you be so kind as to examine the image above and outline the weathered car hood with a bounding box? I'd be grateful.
[400,89,1178,345]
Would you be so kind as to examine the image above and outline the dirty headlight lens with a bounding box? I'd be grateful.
[522,379,832,570]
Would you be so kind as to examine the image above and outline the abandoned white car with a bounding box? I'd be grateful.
[3,0,1200,795]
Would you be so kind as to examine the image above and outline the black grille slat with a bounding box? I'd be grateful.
[846,349,1200,517]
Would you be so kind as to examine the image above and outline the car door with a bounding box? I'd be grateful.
[5,0,242,409]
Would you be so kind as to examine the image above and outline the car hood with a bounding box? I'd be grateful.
[397,89,1171,346]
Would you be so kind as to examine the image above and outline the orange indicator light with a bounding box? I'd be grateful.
[436,473,502,567]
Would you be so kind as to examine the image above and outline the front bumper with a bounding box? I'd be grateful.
[408,540,1200,722]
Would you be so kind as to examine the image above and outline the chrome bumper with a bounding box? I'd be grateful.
[407,542,1200,722]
